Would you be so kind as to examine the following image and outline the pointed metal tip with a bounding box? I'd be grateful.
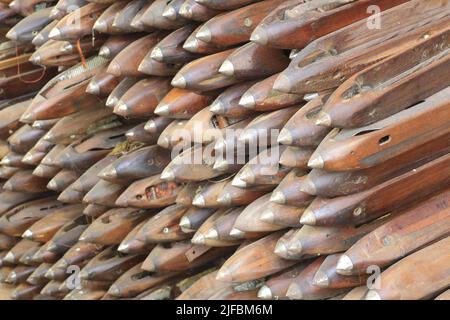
[157,136,170,148]
[0,158,11,166]
[30,53,41,65]
[192,194,205,207]
[238,167,254,184]
[231,176,247,188]
[50,7,60,18]
[213,158,229,171]
[8,271,17,281]
[277,128,293,145]
[22,229,33,239]
[308,155,324,169]
[115,102,128,114]
[108,285,120,297]
[192,233,205,245]
[315,112,332,126]
[108,63,121,76]
[257,285,273,300]
[33,166,44,177]
[6,29,17,41]
[216,267,231,281]
[179,216,191,229]
[118,243,129,253]
[274,241,287,255]
[216,193,231,205]
[299,177,317,195]
[250,28,268,45]
[273,74,292,93]
[21,112,36,124]
[270,191,286,205]
[60,43,73,53]
[22,154,34,164]
[300,209,316,226]
[204,228,218,240]
[336,255,354,273]
[160,169,175,181]
[45,269,55,279]
[46,243,58,252]
[154,103,170,116]
[3,181,13,191]
[144,120,156,132]
[106,96,118,108]
[86,81,100,95]
[209,100,224,114]
[131,18,144,30]
[162,6,177,19]
[289,49,300,60]
[365,290,381,300]
[32,34,44,46]
[286,283,303,300]
[229,228,245,238]
[150,47,164,61]
[239,93,256,108]
[99,46,111,59]
[196,27,211,42]
[125,131,134,138]
[304,92,319,101]
[312,270,330,288]
[179,3,191,17]
[93,19,107,32]
[260,209,274,223]
[219,60,234,76]
[100,166,117,179]
[143,258,156,272]
[183,38,198,52]
[4,252,15,263]
[48,28,61,40]
[171,74,186,89]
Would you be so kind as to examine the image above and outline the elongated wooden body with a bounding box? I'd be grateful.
[137,205,190,243]
[258,263,309,300]
[80,208,148,245]
[275,216,391,260]
[142,241,232,272]
[108,263,182,298]
[0,197,61,237]
[196,0,285,47]
[217,231,296,283]
[99,145,172,184]
[313,253,368,289]
[320,26,450,127]
[80,246,144,282]
[114,78,172,118]
[171,49,239,92]
[309,87,450,171]
[115,175,182,208]
[24,204,84,243]
[271,169,313,207]
[303,154,450,226]
[337,189,450,276]
[286,257,347,300]
[155,88,215,119]
[252,0,409,49]
[118,218,155,255]
[365,237,450,300]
